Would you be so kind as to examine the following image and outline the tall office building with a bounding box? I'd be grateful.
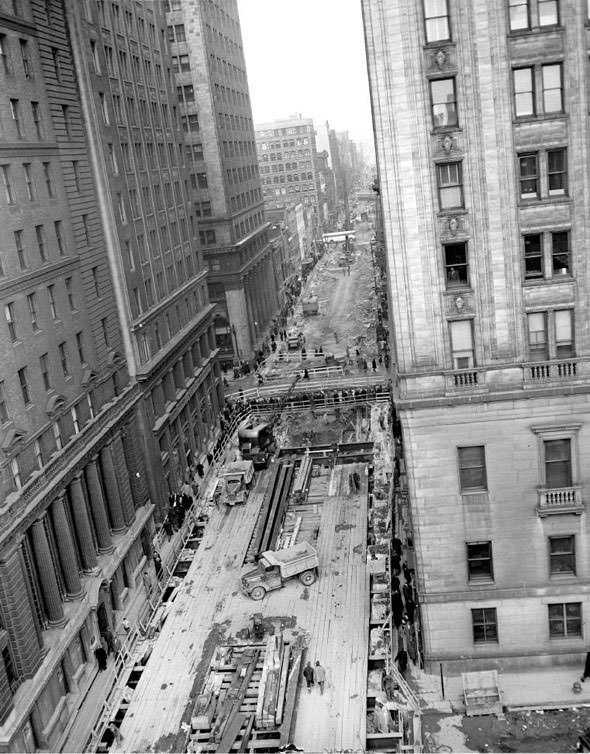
[165,0,278,362]
[256,115,323,221]
[363,0,590,673]
[0,0,218,749]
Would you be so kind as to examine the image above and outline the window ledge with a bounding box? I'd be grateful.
[468,578,495,586]
[508,26,564,37]
[423,40,456,49]
[437,208,468,217]
[444,285,472,294]
[430,126,463,136]
[513,113,568,125]
[518,196,570,207]
[523,275,573,286]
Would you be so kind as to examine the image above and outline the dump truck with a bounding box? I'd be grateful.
[220,460,254,506]
[301,296,319,316]
[240,542,319,601]
[238,422,275,469]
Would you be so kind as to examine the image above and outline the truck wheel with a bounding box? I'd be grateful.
[299,570,316,586]
[249,586,266,601]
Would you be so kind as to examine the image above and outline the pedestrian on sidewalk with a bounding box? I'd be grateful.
[372,358,377,371]
[104,722,123,746]
[581,652,590,682]
[314,661,326,695]
[196,462,204,478]
[395,648,408,677]
[94,644,107,671]
[122,617,131,633]
[302,661,314,693]
[103,627,115,654]
[100,634,109,655]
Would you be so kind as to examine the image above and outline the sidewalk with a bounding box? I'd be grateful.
[414,661,590,712]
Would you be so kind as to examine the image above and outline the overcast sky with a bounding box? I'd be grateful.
[237,0,374,152]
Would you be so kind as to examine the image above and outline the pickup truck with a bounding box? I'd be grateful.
[241,542,319,600]
[220,460,254,506]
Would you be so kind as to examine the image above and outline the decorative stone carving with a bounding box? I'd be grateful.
[441,135,454,153]
[434,49,447,68]
[448,216,460,235]
[454,296,465,312]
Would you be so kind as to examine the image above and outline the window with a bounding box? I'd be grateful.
[555,309,573,357]
[549,536,575,575]
[40,353,51,390]
[23,163,34,200]
[65,276,75,310]
[18,367,30,405]
[54,220,65,256]
[108,143,118,174]
[31,101,43,139]
[82,214,90,245]
[35,225,46,261]
[14,230,26,269]
[458,446,486,491]
[551,230,569,275]
[467,542,493,580]
[62,105,72,138]
[548,602,582,638]
[58,341,70,377]
[90,39,100,74]
[38,164,53,204]
[539,0,559,26]
[19,39,31,78]
[76,331,85,364]
[509,0,529,30]
[424,0,450,42]
[0,35,11,75]
[544,438,571,487]
[527,312,547,359]
[430,78,457,128]
[449,319,474,369]
[92,267,100,298]
[0,382,9,423]
[437,162,463,209]
[443,242,468,287]
[513,68,534,117]
[547,148,567,195]
[542,64,562,113]
[196,172,208,189]
[117,193,126,224]
[51,47,61,81]
[47,284,57,319]
[27,292,38,330]
[72,160,80,192]
[10,99,22,138]
[471,608,498,643]
[101,317,109,347]
[524,234,543,278]
[519,153,538,198]
[1,165,13,204]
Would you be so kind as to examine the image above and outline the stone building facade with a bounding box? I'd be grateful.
[362,0,590,672]
[165,0,278,362]
[0,0,218,749]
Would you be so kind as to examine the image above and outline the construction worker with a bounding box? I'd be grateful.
[314,661,326,695]
[302,661,314,693]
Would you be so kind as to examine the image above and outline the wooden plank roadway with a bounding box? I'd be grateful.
[117,462,369,753]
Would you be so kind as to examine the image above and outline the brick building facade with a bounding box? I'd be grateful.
[362,0,590,672]
[0,0,218,749]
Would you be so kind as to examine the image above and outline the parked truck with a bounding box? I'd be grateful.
[286,328,304,350]
[301,296,319,316]
[220,460,254,506]
[240,542,319,601]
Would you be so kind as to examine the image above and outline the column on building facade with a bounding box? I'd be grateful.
[123,416,150,507]
[29,518,66,628]
[225,285,252,357]
[191,388,205,455]
[68,473,99,572]
[112,432,136,526]
[0,541,43,678]
[99,443,127,533]
[50,494,84,600]
[85,459,115,553]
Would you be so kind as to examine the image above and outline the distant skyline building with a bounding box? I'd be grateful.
[255,114,323,222]
[0,0,219,749]
[165,0,279,362]
[363,0,590,674]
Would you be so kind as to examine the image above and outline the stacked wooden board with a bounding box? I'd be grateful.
[187,638,303,753]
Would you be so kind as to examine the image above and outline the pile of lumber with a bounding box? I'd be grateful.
[187,638,303,753]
